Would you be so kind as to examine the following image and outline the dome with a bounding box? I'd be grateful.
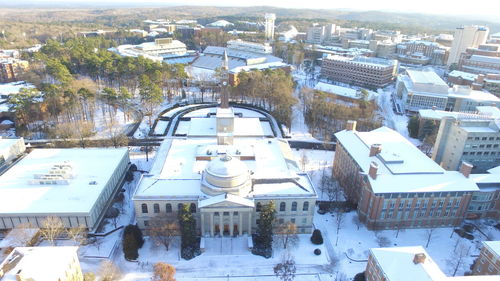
[201,155,251,196]
[205,155,248,178]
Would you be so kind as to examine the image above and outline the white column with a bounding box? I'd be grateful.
[248,212,252,235]
[229,212,234,236]
[210,212,214,237]
[219,212,223,236]
[201,212,205,237]
[239,212,243,236]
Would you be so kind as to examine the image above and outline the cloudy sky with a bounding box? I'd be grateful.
[4,0,500,17]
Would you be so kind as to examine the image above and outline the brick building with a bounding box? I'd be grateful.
[333,122,480,230]
[320,55,398,89]
[473,241,500,275]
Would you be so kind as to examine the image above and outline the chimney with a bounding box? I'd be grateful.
[368,162,378,180]
[346,120,357,131]
[459,161,473,178]
[471,83,482,90]
[476,74,485,84]
[369,144,382,157]
[413,253,426,264]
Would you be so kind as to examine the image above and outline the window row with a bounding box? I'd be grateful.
[141,203,197,214]
[256,201,310,212]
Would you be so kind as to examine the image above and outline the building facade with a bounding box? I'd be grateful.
[473,241,500,275]
[0,148,129,231]
[459,44,500,75]
[320,55,398,89]
[0,59,29,83]
[133,104,317,236]
[448,26,489,66]
[432,117,500,172]
[264,13,276,41]
[333,122,479,230]
[396,69,449,112]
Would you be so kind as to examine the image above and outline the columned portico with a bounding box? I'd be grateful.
[199,193,255,237]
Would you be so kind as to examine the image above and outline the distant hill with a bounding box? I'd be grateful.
[0,5,498,33]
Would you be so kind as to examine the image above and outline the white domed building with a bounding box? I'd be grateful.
[133,104,317,237]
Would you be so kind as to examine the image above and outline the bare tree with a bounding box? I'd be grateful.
[425,228,435,248]
[335,210,345,246]
[74,120,95,148]
[66,224,87,245]
[152,262,177,281]
[375,232,391,247]
[40,216,65,246]
[274,222,299,249]
[449,242,471,276]
[9,223,38,247]
[149,214,179,251]
[274,252,296,281]
[99,260,122,281]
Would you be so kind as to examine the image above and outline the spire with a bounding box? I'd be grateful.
[220,49,230,108]
[222,50,229,71]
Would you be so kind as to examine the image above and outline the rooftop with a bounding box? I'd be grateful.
[407,69,448,86]
[335,127,479,194]
[0,148,128,215]
[483,241,500,257]
[370,246,445,281]
[314,82,377,101]
[0,246,79,281]
[448,70,478,81]
[324,55,398,67]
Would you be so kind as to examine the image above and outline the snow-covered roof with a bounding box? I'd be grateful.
[448,70,478,81]
[208,20,233,27]
[448,87,500,103]
[0,82,35,96]
[0,148,128,215]
[407,69,448,86]
[418,106,499,121]
[314,82,376,101]
[335,127,479,194]
[370,246,446,281]
[324,55,398,67]
[476,106,500,119]
[199,193,254,208]
[134,106,315,201]
[469,55,500,64]
[483,241,500,257]
[487,165,500,174]
[0,246,79,281]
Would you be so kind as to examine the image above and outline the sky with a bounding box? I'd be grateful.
[2,0,500,17]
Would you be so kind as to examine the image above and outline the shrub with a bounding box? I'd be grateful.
[311,229,323,245]
[124,224,144,248]
[314,248,321,255]
[353,272,366,281]
[122,232,139,260]
[129,164,138,172]
[125,171,134,182]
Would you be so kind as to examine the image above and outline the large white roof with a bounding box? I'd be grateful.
[407,69,448,86]
[370,246,446,281]
[483,241,500,257]
[0,148,128,215]
[335,127,479,194]
[448,70,478,81]
[0,246,79,281]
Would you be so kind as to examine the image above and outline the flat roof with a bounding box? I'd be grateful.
[370,246,445,281]
[448,70,478,81]
[134,137,314,200]
[0,246,79,281]
[0,148,128,215]
[335,127,479,194]
[483,241,500,257]
[407,69,448,86]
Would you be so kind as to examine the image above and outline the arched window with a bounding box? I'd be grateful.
[178,203,184,211]
[303,201,309,211]
[256,202,262,212]
[280,202,286,212]
[291,202,297,212]
[190,203,197,213]
[141,203,148,213]
[165,204,172,213]
[153,203,160,213]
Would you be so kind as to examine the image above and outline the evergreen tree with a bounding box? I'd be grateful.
[178,204,198,259]
[124,224,144,248]
[256,201,276,250]
[407,116,420,138]
[122,232,139,260]
[310,229,323,245]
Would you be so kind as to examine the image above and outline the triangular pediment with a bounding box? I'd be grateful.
[199,193,254,208]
